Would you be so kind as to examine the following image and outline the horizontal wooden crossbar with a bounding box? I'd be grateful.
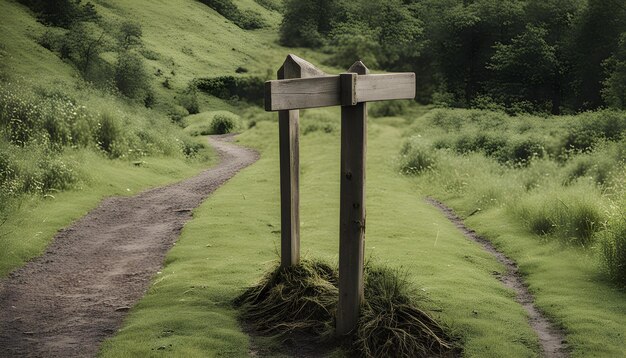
[264,73,415,111]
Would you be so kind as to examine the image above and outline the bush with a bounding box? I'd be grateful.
[504,137,546,165]
[38,156,77,192]
[96,112,122,156]
[193,76,265,104]
[561,110,626,152]
[399,136,437,175]
[301,110,338,135]
[115,51,152,102]
[179,89,200,114]
[599,213,626,285]
[369,100,408,118]
[511,188,604,246]
[197,0,266,30]
[211,113,237,134]
[254,0,282,12]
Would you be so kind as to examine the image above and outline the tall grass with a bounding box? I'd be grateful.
[0,79,209,212]
[400,108,626,284]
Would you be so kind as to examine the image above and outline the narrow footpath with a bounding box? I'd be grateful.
[426,198,569,358]
[0,135,258,357]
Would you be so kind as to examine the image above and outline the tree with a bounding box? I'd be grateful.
[117,21,143,50]
[488,25,559,112]
[115,51,151,102]
[279,0,345,47]
[602,33,626,109]
[570,0,626,110]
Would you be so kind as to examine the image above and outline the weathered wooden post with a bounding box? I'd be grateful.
[336,61,368,334]
[276,55,325,268]
[265,55,415,334]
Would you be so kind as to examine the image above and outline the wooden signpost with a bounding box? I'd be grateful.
[265,54,415,335]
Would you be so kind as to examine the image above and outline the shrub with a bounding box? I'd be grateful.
[38,157,77,192]
[504,137,545,165]
[179,89,200,114]
[193,76,265,104]
[96,112,122,155]
[369,100,408,118]
[180,138,205,158]
[301,110,338,135]
[197,0,266,30]
[115,51,152,102]
[599,213,626,285]
[254,0,282,12]
[561,110,626,152]
[399,136,437,175]
[511,188,604,246]
[211,113,237,134]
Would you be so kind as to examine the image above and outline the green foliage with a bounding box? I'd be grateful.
[402,108,625,279]
[369,100,408,118]
[197,0,266,30]
[279,0,343,47]
[602,32,626,109]
[511,189,604,246]
[300,109,338,135]
[326,22,380,69]
[599,211,626,285]
[210,113,237,134]
[193,76,265,104]
[114,51,153,103]
[254,0,283,12]
[117,21,143,50]
[18,0,99,28]
[95,112,122,156]
[399,136,437,175]
[561,110,626,152]
[488,25,559,113]
[178,89,200,115]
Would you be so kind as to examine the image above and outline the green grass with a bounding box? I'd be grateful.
[465,209,626,357]
[402,108,626,356]
[0,148,214,277]
[183,110,242,136]
[99,115,540,357]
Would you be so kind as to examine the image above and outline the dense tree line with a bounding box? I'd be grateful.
[280,0,626,114]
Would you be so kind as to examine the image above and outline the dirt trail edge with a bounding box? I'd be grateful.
[0,134,259,358]
[425,198,568,358]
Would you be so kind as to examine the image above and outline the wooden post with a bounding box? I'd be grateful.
[336,61,369,335]
[276,55,325,268]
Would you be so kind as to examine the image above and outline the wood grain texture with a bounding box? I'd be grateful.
[265,72,415,111]
[336,61,369,336]
[276,55,327,268]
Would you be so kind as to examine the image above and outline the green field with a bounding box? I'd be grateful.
[1,0,625,356]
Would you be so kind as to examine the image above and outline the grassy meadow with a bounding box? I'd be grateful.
[1,0,625,357]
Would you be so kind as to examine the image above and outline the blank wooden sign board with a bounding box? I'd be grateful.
[265,54,415,335]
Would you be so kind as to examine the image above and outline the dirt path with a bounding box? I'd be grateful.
[426,198,568,358]
[0,135,258,358]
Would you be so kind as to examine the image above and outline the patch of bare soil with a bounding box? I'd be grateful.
[426,197,569,358]
[0,134,258,357]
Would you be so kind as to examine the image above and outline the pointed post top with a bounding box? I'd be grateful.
[348,61,369,75]
[278,54,327,80]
